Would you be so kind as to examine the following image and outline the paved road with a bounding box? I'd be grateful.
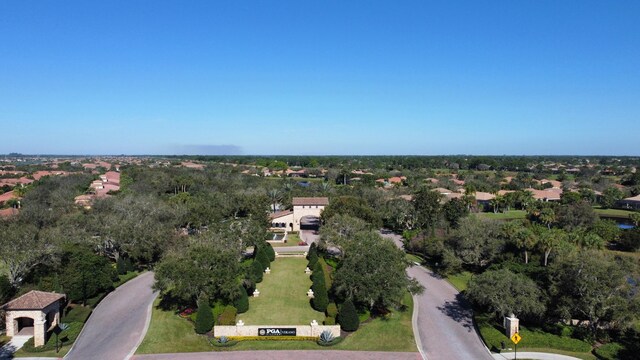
[493,352,581,360]
[134,350,421,360]
[380,231,493,360]
[65,272,158,360]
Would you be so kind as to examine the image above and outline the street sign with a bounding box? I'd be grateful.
[511,332,522,344]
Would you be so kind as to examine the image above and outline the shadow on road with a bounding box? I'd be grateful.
[436,293,474,331]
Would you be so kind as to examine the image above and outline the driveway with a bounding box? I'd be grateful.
[65,272,158,360]
[380,231,493,360]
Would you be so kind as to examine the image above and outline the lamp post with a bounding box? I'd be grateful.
[54,323,69,353]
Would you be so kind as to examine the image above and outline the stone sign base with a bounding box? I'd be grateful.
[214,324,340,338]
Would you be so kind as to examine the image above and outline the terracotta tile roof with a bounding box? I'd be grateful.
[475,192,496,201]
[622,194,640,202]
[497,190,515,196]
[292,197,329,206]
[0,191,17,203]
[0,208,19,218]
[269,210,293,219]
[525,188,563,201]
[2,290,65,310]
[541,179,562,189]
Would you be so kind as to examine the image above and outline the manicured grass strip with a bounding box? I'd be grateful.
[476,315,593,357]
[136,298,210,354]
[237,257,324,325]
[0,335,10,347]
[593,207,637,219]
[447,271,473,292]
[270,233,306,247]
[406,253,424,265]
[476,210,527,220]
[594,342,624,360]
[337,292,416,352]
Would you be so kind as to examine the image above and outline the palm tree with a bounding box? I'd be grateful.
[537,228,564,266]
[538,207,556,230]
[267,189,281,213]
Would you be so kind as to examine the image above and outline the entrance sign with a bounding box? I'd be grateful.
[258,327,297,336]
[511,332,522,344]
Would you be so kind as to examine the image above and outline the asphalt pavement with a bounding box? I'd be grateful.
[64,271,158,360]
[381,231,494,360]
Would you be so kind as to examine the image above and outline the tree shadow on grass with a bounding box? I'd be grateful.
[436,293,474,330]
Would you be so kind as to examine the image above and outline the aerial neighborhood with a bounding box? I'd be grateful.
[1,155,639,360]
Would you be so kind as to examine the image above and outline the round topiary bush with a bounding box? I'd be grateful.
[251,260,264,283]
[265,243,276,262]
[255,246,271,270]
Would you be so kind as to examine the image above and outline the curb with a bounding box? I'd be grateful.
[410,292,427,360]
[125,288,159,360]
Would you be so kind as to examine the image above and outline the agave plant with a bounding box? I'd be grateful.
[319,330,334,343]
[218,336,228,344]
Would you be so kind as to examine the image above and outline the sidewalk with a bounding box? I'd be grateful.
[492,352,582,360]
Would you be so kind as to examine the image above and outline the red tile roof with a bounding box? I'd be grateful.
[0,191,17,204]
[292,197,329,206]
[269,210,293,219]
[0,208,19,218]
[1,290,65,310]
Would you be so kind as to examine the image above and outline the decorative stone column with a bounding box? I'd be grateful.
[34,312,47,347]
[6,312,17,337]
[504,313,519,338]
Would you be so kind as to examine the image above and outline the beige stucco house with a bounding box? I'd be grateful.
[269,197,329,232]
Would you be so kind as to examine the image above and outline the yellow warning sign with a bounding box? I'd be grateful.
[511,332,522,344]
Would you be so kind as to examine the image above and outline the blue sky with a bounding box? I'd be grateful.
[1,1,639,155]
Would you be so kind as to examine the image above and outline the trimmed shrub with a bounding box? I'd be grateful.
[326,303,338,318]
[338,299,359,331]
[311,261,324,283]
[234,285,249,314]
[195,298,214,334]
[125,257,135,272]
[116,257,127,275]
[307,244,319,268]
[251,260,264,283]
[311,268,329,312]
[218,305,237,325]
[255,246,271,270]
[265,243,276,262]
[323,316,335,325]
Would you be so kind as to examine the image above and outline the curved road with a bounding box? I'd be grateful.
[380,231,493,360]
[65,271,158,360]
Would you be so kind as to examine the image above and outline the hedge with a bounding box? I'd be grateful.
[338,299,359,331]
[255,246,271,270]
[218,305,237,326]
[195,298,214,334]
[228,336,318,341]
[326,303,338,318]
[234,285,249,314]
[265,243,276,262]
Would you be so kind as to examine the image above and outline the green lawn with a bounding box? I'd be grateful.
[270,232,306,247]
[447,271,473,292]
[237,257,324,325]
[476,210,527,220]
[219,291,417,352]
[593,207,637,219]
[476,314,595,359]
[136,298,211,354]
[406,253,424,265]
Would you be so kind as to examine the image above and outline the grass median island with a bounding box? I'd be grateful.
[136,298,210,354]
[475,314,595,360]
[237,257,324,325]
